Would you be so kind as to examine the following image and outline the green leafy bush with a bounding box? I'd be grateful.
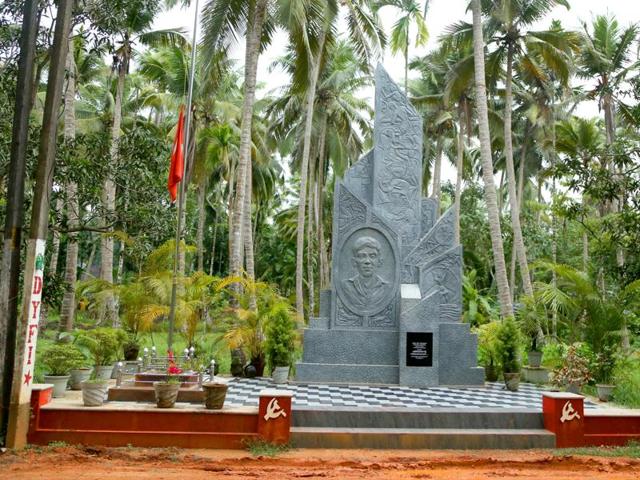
[477,321,502,380]
[264,304,299,371]
[612,355,640,408]
[41,344,87,376]
[495,317,522,374]
[75,327,128,367]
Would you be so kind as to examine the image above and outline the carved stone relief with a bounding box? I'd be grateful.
[344,151,373,204]
[337,184,367,237]
[336,227,398,317]
[404,208,455,268]
[419,246,462,308]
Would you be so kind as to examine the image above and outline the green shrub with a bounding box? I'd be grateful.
[75,327,128,367]
[552,343,592,390]
[542,342,566,371]
[495,317,522,374]
[612,356,640,408]
[264,304,299,372]
[477,321,502,380]
[41,344,87,376]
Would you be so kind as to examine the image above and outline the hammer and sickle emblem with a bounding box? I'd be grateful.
[560,400,581,423]
[263,398,287,422]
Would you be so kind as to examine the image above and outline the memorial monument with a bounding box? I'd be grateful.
[295,65,484,386]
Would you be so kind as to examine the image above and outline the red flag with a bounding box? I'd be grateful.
[168,106,185,202]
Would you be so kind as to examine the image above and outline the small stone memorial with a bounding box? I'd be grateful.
[295,65,484,386]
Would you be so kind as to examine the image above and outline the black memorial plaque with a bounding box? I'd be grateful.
[406,332,433,367]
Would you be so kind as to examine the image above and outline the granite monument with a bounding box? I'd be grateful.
[295,65,484,386]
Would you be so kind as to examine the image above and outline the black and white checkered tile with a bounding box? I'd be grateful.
[222,377,599,410]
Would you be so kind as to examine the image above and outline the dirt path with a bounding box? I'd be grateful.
[2,445,639,479]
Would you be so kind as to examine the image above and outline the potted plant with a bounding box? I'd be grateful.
[41,344,87,397]
[122,336,141,361]
[153,352,182,408]
[593,345,617,402]
[76,327,127,380]
[495,317,522,392]
[80,372,110,406]
[527,336,543,368]
[552,343,592,394]
[265,304,299,384]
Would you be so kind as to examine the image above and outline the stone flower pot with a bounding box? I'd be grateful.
[153,382,180,408]
[81,381,109,406]
[596,384,615,402]
[69,368,93,390]
[44,375,70,398]
[527,351,543,368]
[503,373,520,392]
[94,365,114,381]
[202,382,228,409]
[565,382,581,394]
[272,366,290,384]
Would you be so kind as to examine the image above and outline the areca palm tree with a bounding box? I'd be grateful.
[59,35,107,332]
[87,1,187,323]
[373,0,429,93]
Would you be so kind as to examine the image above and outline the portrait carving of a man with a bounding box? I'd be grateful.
[341,236,389,308]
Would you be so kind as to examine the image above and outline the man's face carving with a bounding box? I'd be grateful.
[353,246,380,278]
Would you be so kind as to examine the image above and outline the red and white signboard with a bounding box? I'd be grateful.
[16,239,46,404]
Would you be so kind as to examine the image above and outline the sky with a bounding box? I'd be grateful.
[154,1,640,183]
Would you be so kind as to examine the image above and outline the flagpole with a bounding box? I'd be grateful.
[168,0,200,353]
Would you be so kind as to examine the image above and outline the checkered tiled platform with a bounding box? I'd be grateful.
[222,377,599,410]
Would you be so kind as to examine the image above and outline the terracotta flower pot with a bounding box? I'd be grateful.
[44,375,70,398]
[202,382,228,409]
[81,381,108,407]
[503,372,520,392]
[153,382,180,408]
[596,384,614,402]
[272,366,290,384]
[527,351,543,368]
[70,368,93,390]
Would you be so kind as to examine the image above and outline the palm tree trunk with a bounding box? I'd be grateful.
[307,154,316,317]
[197,181,206,271]
[454,121,464,245]
[243,160,255,281]
[60,41,79,332]
[503,45,533,298]
[81,237,96,281]
[209,213,217,276]
[431,135,443,215]
[509,130,529,299]
[317,114,330,289]
[48,196,63,275]
[295,28,327,318]
[471,0,513,319]
[229,0,268,280]
[101,53,126,327]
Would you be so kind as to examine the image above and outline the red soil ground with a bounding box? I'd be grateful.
[2,446,640,479]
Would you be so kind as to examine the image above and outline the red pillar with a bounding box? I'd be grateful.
[257,389,293,445]
[542,392,585,448]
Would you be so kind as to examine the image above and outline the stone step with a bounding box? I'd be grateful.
[290,426,555,449]
[295,362,399,384]
[292,408,545,430]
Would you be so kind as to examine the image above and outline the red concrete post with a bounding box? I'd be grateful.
[542,392,585,448]
[27,384,53,444]
[257,389,293,445]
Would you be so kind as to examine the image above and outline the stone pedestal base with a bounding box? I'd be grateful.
[522,367,550,384]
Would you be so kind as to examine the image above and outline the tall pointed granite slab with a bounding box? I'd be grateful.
[295,65,484,386]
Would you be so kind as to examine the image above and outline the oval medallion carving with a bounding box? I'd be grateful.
[336,227,398,316]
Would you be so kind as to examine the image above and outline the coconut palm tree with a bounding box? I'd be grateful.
[470,0,513,318]
[373,0,429,93]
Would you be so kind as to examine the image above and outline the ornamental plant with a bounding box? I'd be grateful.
[41,344,87,376]
[264,304,299,372]
[552,343,593,389]
[75,327,128,367]
[495,317,522,374]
